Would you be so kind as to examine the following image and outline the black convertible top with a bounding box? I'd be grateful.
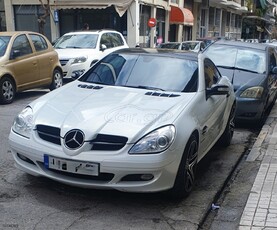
[113,48,199,61]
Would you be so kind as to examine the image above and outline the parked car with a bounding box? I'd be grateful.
[157,41,206,52]
[9,48,235,198]
[0,31,63,104]
[53,29,129,79]
[196,36,224,47]
[204,40,277,122]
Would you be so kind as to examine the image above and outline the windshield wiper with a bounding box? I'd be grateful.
[137,85,165,91]
[217,65,235,69]
[217,65,259,74]
[66,46,83,49]
[124,85,165,91]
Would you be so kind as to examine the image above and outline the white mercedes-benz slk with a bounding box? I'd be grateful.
[9,48,236,198]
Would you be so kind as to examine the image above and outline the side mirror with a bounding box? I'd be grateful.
[10,50,21,59]
[206,84,230,98]
[100,44,107,51]
[271,66,277,74]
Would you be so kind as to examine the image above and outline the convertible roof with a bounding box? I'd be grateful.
[113,48,199,61]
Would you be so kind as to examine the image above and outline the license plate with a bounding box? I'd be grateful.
[44,155,99,176]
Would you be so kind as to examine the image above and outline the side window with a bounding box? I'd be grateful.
[204,59,220,88]
[87,63,116,85]
[200,42,205,51]
[30,34,48,52]
[12,34,32,57]
[109,33,124,47]
[269,48,277,71]
[100,33,112,49]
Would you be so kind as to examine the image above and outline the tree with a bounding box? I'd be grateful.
[38,0,50,35]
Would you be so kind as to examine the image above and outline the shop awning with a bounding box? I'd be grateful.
[51,0,133,17]
[169,6,194,26]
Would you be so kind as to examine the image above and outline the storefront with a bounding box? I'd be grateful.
[169,5,194,42]
[193,0,247,40]
[4,0,254,47]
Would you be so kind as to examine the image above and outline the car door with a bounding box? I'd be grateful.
[267,47,277,106]
[197,59,229,158]
[29,34,53,85]
[9,34,40,90]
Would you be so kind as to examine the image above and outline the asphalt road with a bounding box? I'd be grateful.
[0,89,259,230]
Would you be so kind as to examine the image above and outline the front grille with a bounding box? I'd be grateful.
[36,125,61,145]
[60,59,69,66]
[91,134,128,151]
[36,125,128,151]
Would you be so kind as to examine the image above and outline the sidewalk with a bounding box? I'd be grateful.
[239,103,277,229]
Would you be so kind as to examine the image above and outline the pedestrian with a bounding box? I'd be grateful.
[82,23,89,30]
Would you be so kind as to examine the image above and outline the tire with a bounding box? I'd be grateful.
[169,134,198,199]
[217,103,236,147]
[0,76,16,104]
[49,69,63,91]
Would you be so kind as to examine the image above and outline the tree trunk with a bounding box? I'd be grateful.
[38,0,50,35]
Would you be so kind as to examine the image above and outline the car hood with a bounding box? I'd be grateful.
[55,48,97,59]
[32,81,194,144]
[217,67,265,92]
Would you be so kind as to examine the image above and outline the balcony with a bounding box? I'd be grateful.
[220,0,241,9]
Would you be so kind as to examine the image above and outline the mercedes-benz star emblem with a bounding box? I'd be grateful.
[64,129,85,150]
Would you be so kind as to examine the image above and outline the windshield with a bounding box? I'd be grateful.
[54,34,99,49]
[205,44,266,74]
[0,36,11,57]
[79,53,198,92]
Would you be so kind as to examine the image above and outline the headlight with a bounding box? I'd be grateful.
[240,86,264,99]
[129,125,175,154]
[12,106,34,138]
[72,56,87,64]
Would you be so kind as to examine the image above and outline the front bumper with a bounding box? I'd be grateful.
[9,130,180,193]
[235,97,265,121]
[60,60,89,79]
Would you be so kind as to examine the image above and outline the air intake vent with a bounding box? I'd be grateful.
[145,91,180,97]
[78,84,103,90]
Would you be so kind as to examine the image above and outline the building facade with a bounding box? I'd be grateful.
[2,0,276,47]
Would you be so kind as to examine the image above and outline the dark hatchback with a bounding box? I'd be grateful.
[204,40,277,122]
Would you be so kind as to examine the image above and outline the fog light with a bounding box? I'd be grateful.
[140,174,154,181]
[72,69,85,79]
[17,153,35,165]
[121,174,154,181]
